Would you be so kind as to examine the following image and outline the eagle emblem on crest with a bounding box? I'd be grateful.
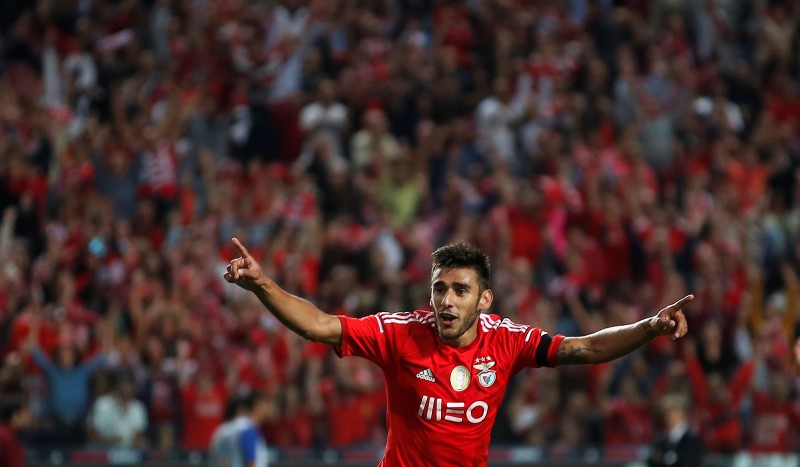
[474,357,497,388]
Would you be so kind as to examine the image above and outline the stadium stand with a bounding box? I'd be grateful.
[1,0,799,465]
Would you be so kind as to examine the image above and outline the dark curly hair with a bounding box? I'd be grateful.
[431,242,491,291]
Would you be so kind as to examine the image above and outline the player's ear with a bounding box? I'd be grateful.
[479,288,493,311]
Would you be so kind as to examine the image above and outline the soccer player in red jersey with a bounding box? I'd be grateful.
[224,238,692,467]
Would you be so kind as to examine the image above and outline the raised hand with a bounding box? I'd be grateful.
[223,238,265,292]
[221,237,342,346]
[651,295,693,341]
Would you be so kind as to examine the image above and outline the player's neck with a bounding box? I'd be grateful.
[439,327,479,348]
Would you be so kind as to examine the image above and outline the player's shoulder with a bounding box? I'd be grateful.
[479,313,535,339]
[375,310,436,329]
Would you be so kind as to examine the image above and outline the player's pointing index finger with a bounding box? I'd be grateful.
[232,237,251,259]
[672,294,694,309]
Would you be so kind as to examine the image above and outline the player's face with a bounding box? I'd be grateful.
[430,267,493,347]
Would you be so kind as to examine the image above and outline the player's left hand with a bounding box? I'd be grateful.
[650,295,693,341]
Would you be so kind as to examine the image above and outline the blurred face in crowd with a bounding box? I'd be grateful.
[12,404,32,430]
[388,156,410,184]
[145,336,165,365]
[108,149,129,176]
[118,379,136,402]
[57,345,77,369]
[318,79,336,104]
[707,373,728,402]
[660,396,689,429]
[701,322,722,363]
[430,267,493,347]
[769,372,790,402]
[364,109,387,133]
[620,376,640,401]
[664,405,685,429]
[197,370,213,392]
[493,77,512,102]
[251,395,277,424]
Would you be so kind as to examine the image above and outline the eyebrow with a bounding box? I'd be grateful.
[432,280,472,290]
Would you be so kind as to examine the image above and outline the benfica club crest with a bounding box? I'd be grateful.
[474,357,497,388]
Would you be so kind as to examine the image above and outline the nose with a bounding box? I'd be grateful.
[440,290,453,307]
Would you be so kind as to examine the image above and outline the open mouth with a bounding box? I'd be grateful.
[438,312,457,326]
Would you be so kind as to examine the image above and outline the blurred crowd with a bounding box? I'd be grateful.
[1,0,800,461]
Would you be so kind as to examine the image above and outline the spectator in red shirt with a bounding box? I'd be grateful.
[501,181,545,267]
[261,384,317,449]
[603,375,654,448]
[683,339,754,453]
[180,366,227,451]
[0,394,31,467]
[748,368,800,453]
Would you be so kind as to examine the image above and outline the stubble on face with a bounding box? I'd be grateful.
[431,267,484,347]
[436,299,481,342]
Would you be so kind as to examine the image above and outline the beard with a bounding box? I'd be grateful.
[435,301,481,343]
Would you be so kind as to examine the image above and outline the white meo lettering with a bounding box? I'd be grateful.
[417,396,488,424]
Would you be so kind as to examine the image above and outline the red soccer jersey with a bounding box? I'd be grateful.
[181,384,227,450]
[335,310,564,467]
[748,390,800,453]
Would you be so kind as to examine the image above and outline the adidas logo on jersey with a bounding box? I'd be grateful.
[416,368,436,382]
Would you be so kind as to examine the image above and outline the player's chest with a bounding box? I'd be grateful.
[398,352,505,394]
[392,341,508,424]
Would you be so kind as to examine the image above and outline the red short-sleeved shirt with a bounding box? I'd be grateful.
[335,310,564,467]
[0,424,25,467]
[181,385,227,450]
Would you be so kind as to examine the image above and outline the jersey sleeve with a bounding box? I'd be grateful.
[511,326,565,372]
[333,314,393,369]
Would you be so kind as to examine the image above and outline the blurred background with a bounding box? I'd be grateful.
[1,0,799,465]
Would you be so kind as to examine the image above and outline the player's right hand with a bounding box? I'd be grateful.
[223,238,264,292]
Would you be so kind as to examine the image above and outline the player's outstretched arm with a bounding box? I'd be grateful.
[223,237,342,346]
[556,295,693,365]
